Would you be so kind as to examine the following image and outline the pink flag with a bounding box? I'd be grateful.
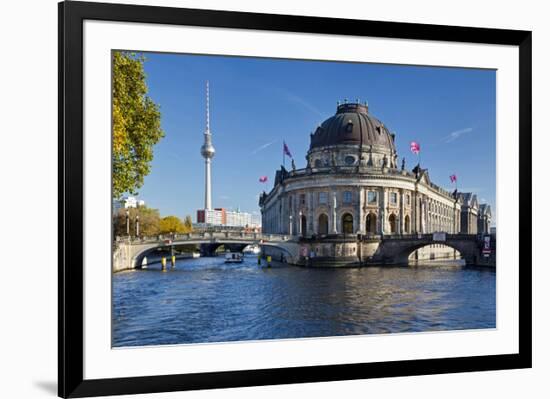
[410,141,420,155]
[259,176,268,183]
[450,174,457,183]
[283,141,292,158]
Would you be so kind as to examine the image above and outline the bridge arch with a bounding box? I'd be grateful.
[373,234,482,266]
[132,242,204,269]
[406,243,461,264]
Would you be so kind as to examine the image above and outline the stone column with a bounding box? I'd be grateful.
[427,200,431,233]
[279,197,284,234]
[332,190,338,234]
[420,198,427,234]
[307,192,314,236]
[380,188,387,234]
[358,187,365,234]
[399,190,405,234]
[413,190,418,233]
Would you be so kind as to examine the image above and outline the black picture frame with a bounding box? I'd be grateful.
[58,1,532,397]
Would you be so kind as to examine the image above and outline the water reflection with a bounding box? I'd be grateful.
[112,255,495,347]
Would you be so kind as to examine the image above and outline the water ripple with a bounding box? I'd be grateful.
[112,255,495,347]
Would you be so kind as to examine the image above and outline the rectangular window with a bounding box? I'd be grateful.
[390,192,398,205]
[300,194,306,205]
[319,192,328,205]
[406,194,410,205]
[343,191,352,204]
[367,191,378,205]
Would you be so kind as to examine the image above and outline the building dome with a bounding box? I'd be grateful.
[309,102,396,152]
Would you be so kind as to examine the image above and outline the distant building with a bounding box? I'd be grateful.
[477,204,492,234]
[113,196,145,212]
[196,208,224,225]
[458,193,479,234]
[196,207,261,228]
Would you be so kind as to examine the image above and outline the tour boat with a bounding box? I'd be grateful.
[224,252,244,263]
[243,245,261,254]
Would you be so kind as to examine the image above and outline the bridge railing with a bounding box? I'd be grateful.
[379,233,479,241]
[115,232,291,245]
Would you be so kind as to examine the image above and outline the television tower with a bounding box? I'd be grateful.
[200,81,215,210]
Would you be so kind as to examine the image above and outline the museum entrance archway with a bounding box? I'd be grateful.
[318,214,328,235]
[366,213,377,234]
[342,213,354,234]
[389,213,397,234]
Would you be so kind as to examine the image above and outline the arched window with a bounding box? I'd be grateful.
[342,213,354,234]
[404,215,410,234]
[389,213,397,234]
[318,214,328,235]
[366,213,377,234]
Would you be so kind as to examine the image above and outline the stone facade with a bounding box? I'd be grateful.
[458,192,480,234]
[477,203,492,234]
[259,102,488,239]
[260,167,462,237]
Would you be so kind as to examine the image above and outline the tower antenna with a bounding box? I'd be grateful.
[200,81,215,210]
[206,80,210,133]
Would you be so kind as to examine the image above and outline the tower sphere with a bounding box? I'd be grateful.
[201,142,215,158]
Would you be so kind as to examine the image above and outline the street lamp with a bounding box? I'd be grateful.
[298,211,303,236]
[135,214,140,237]
[289,215,293,236]
[125,209,130,236]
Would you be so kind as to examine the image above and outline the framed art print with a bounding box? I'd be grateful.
[58,1,532,397]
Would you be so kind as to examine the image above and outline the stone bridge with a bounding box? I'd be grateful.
[113,232,294,272]
[295,233,494,267]
[370,233,485,265]
[113,231,494,271]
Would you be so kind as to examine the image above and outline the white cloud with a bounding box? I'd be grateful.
[251,140,276,155]
[285,92,325,118]
[443,127,473,143]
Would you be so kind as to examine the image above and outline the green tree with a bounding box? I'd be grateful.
[113,51,164,199]
[113,206,160,237]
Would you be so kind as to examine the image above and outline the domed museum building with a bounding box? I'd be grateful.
[259,101,491,266]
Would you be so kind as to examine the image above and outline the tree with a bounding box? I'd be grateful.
[159,216,185,234]
[113,51,164,199]
[183,215,193,232]
[113,206,160,237]
[159,215,194,234]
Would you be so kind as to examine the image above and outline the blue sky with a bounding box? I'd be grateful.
[132,52,496,222]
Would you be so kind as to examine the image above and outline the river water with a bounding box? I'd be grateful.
[112,254,495,347]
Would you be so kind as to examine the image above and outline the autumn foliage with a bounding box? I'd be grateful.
[112,52,164,199]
